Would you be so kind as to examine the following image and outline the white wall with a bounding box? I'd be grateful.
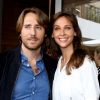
[55,0,62,13]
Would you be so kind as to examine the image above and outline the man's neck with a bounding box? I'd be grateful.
[21,46,42,61]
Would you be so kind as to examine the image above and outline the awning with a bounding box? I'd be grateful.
[77,16,100,47]
[77,16,100,40]
[83,39,100,46]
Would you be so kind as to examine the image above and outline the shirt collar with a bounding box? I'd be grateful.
[21,52,44,75]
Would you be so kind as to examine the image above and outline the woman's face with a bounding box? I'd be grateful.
[52,16,76,49]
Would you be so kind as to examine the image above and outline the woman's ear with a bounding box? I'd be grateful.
[52,33,54,38]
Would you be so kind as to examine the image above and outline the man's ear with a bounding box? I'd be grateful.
[45,34,47,37]
[74,32,76,36]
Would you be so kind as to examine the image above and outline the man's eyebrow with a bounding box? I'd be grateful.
[23,24,31,26]
[35,24,41,26]
[24,23,40,26]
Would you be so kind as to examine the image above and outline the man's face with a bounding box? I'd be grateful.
[20,12,45,51]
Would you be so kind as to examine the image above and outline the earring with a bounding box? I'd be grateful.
[52,34,54,38]
[74,33,76,36]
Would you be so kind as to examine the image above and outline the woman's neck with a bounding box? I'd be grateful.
[61,46,74,63]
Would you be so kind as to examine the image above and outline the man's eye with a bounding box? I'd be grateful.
[35,26,42,30]
[24,25,31,29]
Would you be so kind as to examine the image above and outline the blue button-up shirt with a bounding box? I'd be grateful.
[12,53,50,100]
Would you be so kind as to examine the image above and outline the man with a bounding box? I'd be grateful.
[0,7,57,100]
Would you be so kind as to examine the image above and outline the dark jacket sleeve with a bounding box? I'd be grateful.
[0,50,17,81]
[43,53,57,84]
[0,53,5,81]
[43,53,57,100]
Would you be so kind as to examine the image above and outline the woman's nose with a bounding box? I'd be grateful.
[60,29,65,35]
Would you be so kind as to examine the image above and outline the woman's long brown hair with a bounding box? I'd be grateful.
[51,12,93,75]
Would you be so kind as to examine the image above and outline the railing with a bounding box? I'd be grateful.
[75,4,100,23]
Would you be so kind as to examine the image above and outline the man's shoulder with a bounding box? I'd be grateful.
[0,47,21,59]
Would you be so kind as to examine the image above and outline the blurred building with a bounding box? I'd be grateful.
[0,0,100,53]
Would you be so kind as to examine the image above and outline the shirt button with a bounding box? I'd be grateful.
[33,77,35,79]
[27,63,30,67]
[32,91,35,94]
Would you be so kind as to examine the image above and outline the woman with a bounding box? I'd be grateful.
[51,12,100,100]
[94,46,100,85]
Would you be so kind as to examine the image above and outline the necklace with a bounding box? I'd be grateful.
[61,57,70,70]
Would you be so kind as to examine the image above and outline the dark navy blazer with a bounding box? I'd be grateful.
[0,47,57,100]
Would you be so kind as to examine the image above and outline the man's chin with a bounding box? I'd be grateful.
[27,46,41,51]
[22,43,41,51]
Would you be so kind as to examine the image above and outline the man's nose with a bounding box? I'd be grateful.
[30,27,36,35]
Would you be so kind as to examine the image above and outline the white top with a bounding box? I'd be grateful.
[53,56,100,100]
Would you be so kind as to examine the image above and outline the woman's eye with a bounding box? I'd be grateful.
[64,26,71,30]
[54,27,60,31]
